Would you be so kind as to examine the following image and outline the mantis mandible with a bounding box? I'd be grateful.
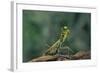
[43,26,70,56]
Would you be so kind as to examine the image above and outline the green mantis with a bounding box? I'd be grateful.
[43,26,70,56]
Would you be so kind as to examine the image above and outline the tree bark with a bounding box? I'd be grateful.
[29,50,90,62]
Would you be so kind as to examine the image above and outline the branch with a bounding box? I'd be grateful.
[29,50,90,62]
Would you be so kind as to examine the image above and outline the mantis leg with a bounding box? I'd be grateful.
[56,43,62,56]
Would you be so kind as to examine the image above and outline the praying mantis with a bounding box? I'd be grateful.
[43,26,71,56]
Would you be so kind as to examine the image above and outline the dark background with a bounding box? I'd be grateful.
[23,10,91,62]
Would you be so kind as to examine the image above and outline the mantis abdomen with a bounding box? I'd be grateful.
[43,40,61,55]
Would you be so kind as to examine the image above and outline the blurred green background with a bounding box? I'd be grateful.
[23,10,91,62]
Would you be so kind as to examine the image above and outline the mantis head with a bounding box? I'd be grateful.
[63,26,68,30]
[62,26,70,35]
